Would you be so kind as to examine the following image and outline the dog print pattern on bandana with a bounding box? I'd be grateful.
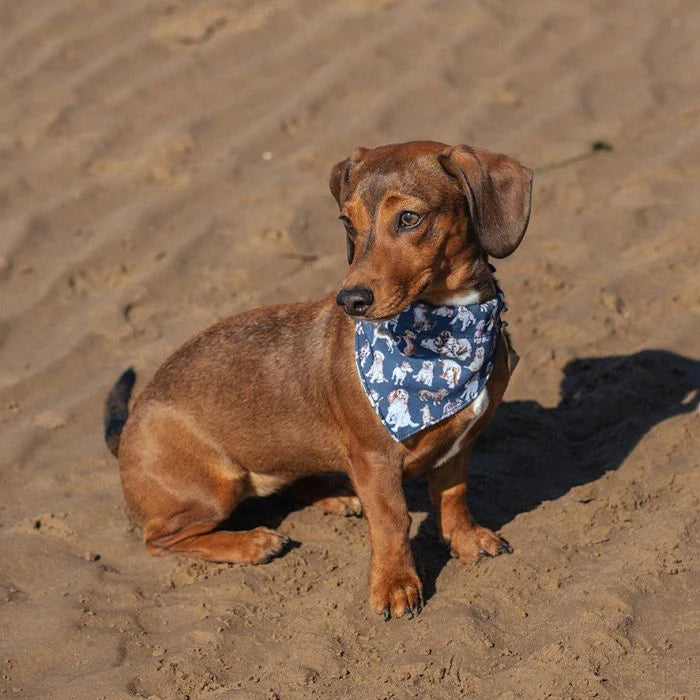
[354,292,505,441]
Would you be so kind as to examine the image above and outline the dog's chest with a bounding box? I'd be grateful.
[401,386,490,478]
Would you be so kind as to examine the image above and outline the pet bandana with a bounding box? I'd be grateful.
[354,291,505,441]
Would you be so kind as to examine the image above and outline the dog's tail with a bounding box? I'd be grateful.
[104,368,136,458]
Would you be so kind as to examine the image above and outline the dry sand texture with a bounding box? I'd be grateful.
[1,0,699,698]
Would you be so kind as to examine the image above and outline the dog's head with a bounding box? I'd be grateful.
[388,388,409,404]
[332,141,532,319]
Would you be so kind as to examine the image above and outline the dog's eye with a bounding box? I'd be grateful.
[339,215,355,231]
[346,234,355,264]
[398,211,423,229]
[340,216,356,264]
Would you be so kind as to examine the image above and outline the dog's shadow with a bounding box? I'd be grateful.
[406,349,699,602]
[225,350,698,604]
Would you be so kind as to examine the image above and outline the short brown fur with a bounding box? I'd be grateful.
[108,141,533,619]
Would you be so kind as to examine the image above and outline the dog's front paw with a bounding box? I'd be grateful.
[448,525,512,564]
[369,569,423,620]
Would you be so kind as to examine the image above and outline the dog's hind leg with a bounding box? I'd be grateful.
[281,474,362,517]
[145,521,289,564]
[119,405,289,565]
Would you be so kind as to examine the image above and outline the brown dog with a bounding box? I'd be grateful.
[104,141,532,620]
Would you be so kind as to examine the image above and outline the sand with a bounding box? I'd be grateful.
[1,0,698,697]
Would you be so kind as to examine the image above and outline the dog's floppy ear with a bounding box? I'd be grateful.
[329,159,348,205]
[329,147,368,206]
[438,145,533,258]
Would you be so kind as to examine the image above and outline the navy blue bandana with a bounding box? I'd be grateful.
[354,292,505,441]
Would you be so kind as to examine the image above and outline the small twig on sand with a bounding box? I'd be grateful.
[534,140,613,174]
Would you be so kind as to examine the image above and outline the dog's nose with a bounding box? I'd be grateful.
[336,286,374,316]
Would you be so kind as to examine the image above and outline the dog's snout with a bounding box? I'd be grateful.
[336,286,374,316]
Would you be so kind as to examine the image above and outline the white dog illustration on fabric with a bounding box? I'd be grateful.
[466,346,485,372]
[391,360,413,386]
[473,320,491,344]
[412,304,435,332]
[443,333,472,360]
[386,389,419,433]
[460,376,481,402]
[433,307,453,318]
[442,399,461,418]
[366,350,387,384]
[439,359,462,389]
[421,331,471,361]
[419,334,442,354]
[372,325,395,353]
[414,360,435,387]
[420,404,433,425]
[358,340,371,367]
[450,305,476,332]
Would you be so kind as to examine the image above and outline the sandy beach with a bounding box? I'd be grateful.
[1,0,698,697]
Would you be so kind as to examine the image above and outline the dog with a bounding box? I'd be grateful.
[412,304,435,333]
[366,350,387,384]
[441,332,472,361]
[104,141,532,620]
[439,358,462,389]
[385,389,420,433]
[460,376,481,402]
[450,305,476,332]
[442,398,462,418]
[400,329,417,356]
[434,307,453,318]
[466,346,486,372]
[414,360,435,387]
[373,325,396,353]
[473,319,491,344]
[391,360,413,386]
[417,387,450,405]
[358,339,371,367]
[421,330,472,361]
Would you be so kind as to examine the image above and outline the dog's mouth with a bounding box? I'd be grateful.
[362,275,433,322]
[416,277,432,297]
